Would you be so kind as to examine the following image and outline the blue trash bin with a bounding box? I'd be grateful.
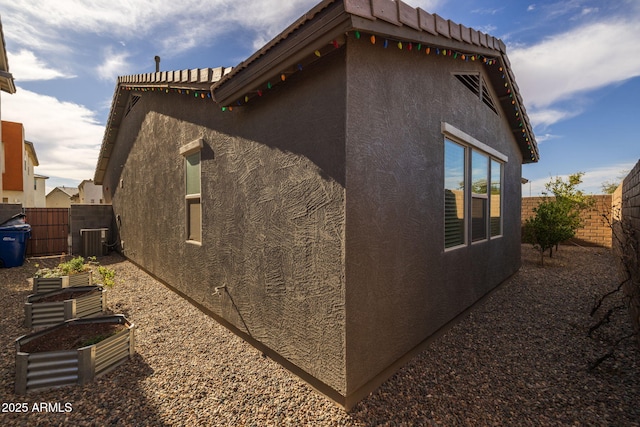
[0,219,31,268]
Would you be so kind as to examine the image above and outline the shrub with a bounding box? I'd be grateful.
[98,266,116,288]
[523,172,594,265]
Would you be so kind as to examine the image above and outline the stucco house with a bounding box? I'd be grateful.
[46,186,78,208]
[95,0,538,409]
[78,179,105,204]
[0,16,16,203]
[1,121,46,207]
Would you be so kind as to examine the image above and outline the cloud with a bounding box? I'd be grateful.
[0,0,323,60]
[2,0,448,61]
[509,17,640,131]
[2,87,104,184]
[580,7,598,16]
[534,133,560,144]
[471,8,503,15]
[510,18,640,109]
[524,162,636,196]
[527,107,582,129]
[96,47,132,82]
[8,50,74,81]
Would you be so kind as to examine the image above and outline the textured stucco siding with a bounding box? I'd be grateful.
[344,38,523,394]
[104,50,347,394]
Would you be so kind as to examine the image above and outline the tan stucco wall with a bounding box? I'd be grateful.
[46,190,73,208]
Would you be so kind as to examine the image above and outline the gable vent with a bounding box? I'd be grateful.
[125,94,141,117]
[454,73,498,115]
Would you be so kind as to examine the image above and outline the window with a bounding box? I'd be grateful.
[185,152,201,242]
[471,151,489,242]
[180,138,204,243]
[490,159,502,237]
[443,123,506,249]
[444,140,465,248]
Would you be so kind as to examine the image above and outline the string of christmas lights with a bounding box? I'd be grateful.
[223,31,502,112]
[116,29,537,161]
[123,86,213,100]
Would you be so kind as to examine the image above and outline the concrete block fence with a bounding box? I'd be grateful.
[522,195,613,248]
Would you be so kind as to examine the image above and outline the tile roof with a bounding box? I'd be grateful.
[94,67,230,184]
[95,0,539,184]
[210,0,538,163]
[48,186,78,198]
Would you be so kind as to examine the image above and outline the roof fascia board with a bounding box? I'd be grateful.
[212,2,351,106]
[343,0,374,19]
[0,18,15,94]
[350,15,498,57]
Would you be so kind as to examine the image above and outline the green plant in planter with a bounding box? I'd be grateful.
[33,256,90,278]
[32,256,116,288]
[98,266,116,288]
[59,256,88,275]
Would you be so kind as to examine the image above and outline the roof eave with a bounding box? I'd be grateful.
[94,68,229,185]
[211,0,538,163]
[211,0,351,106]
[24,140,39,166]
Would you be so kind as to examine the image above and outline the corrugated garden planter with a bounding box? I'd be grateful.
[24,286,106,329]
[15,315,135,394]
[32,271,93,293]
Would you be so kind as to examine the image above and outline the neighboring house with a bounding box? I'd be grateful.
[95,0,539,409]
[46,186,78,208]
[1,122,45,206]
[78,179,104,204]
[0,16,16,203]
[33,174,49,207]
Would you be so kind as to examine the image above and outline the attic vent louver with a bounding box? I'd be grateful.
[125,94,141,117]
[454,73,498,115]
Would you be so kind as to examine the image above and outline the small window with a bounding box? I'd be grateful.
[180,138,204,244]
[185,151,201,242]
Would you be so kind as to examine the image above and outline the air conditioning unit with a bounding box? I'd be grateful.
[80,228,109,257]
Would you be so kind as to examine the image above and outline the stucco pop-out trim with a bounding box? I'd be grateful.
[441,122,508,162]
[179,137,204,156]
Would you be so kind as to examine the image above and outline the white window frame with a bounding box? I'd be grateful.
[442,123,506,251]
[180,138,204,245]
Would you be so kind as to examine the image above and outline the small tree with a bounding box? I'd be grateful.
[601,170,629,195]
[523,172,594,265]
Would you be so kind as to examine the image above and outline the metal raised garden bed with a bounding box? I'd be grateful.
[15,315,135,394]
[32,271,93,293]
[24,285,106,329]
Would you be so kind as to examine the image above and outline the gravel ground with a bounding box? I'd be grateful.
[1,245,638,426]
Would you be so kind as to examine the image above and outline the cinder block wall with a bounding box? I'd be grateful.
[621,161,640,236]
[69,204,114,256]
[616,160,640,340]
[522,195,613,248]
